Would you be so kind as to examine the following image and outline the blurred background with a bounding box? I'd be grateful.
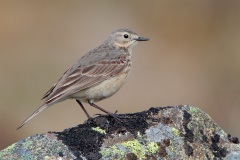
[1,0,240,150]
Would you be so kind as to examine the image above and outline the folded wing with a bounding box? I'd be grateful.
[42,53,128,104]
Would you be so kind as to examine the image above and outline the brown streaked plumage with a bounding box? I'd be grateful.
[17,29,149,129]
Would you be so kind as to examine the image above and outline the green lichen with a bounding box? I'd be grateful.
[189,106,199,114]
[122,139,146,159]
[44,156,62,160]
[112,145,124,157]
[100,145,124,159]
[44,156,50,160]
[21,155,35,160]
[100,148,111,157]
[22,140,33,149]
[172,127,180,136]
[146,142,159,154]
[100,133,161,159]
[137,131,142,138]
[0,143,16,157]
[92,127,106,134]
[168,143,176,153]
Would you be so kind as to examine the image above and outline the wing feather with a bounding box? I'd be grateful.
[43,53,128,104]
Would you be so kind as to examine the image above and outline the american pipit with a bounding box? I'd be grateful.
[17,29,149,129]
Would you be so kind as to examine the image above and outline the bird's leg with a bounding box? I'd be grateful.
[88,101,122,122]
[76,100,91,119]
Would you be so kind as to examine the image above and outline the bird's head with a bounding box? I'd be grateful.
[107,29,149,49]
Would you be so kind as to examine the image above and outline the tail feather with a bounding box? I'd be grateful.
[17,104,49,130]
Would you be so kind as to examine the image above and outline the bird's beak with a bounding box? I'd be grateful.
[134,36,150,41]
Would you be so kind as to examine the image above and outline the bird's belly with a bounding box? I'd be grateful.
[71,73,128,103]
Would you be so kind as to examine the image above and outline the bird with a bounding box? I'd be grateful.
[17,29,149,129]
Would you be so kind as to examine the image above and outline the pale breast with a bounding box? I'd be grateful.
[71,67,131,103]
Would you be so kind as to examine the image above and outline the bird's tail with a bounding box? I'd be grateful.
[17,103,49,130]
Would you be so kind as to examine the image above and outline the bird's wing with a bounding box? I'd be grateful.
[42,52,128,104]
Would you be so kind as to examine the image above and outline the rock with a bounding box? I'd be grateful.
[0,105,239,160]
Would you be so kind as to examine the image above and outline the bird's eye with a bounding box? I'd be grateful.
[123,34,129,39]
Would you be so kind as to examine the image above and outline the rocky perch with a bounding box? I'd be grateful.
[0,105,240,160]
